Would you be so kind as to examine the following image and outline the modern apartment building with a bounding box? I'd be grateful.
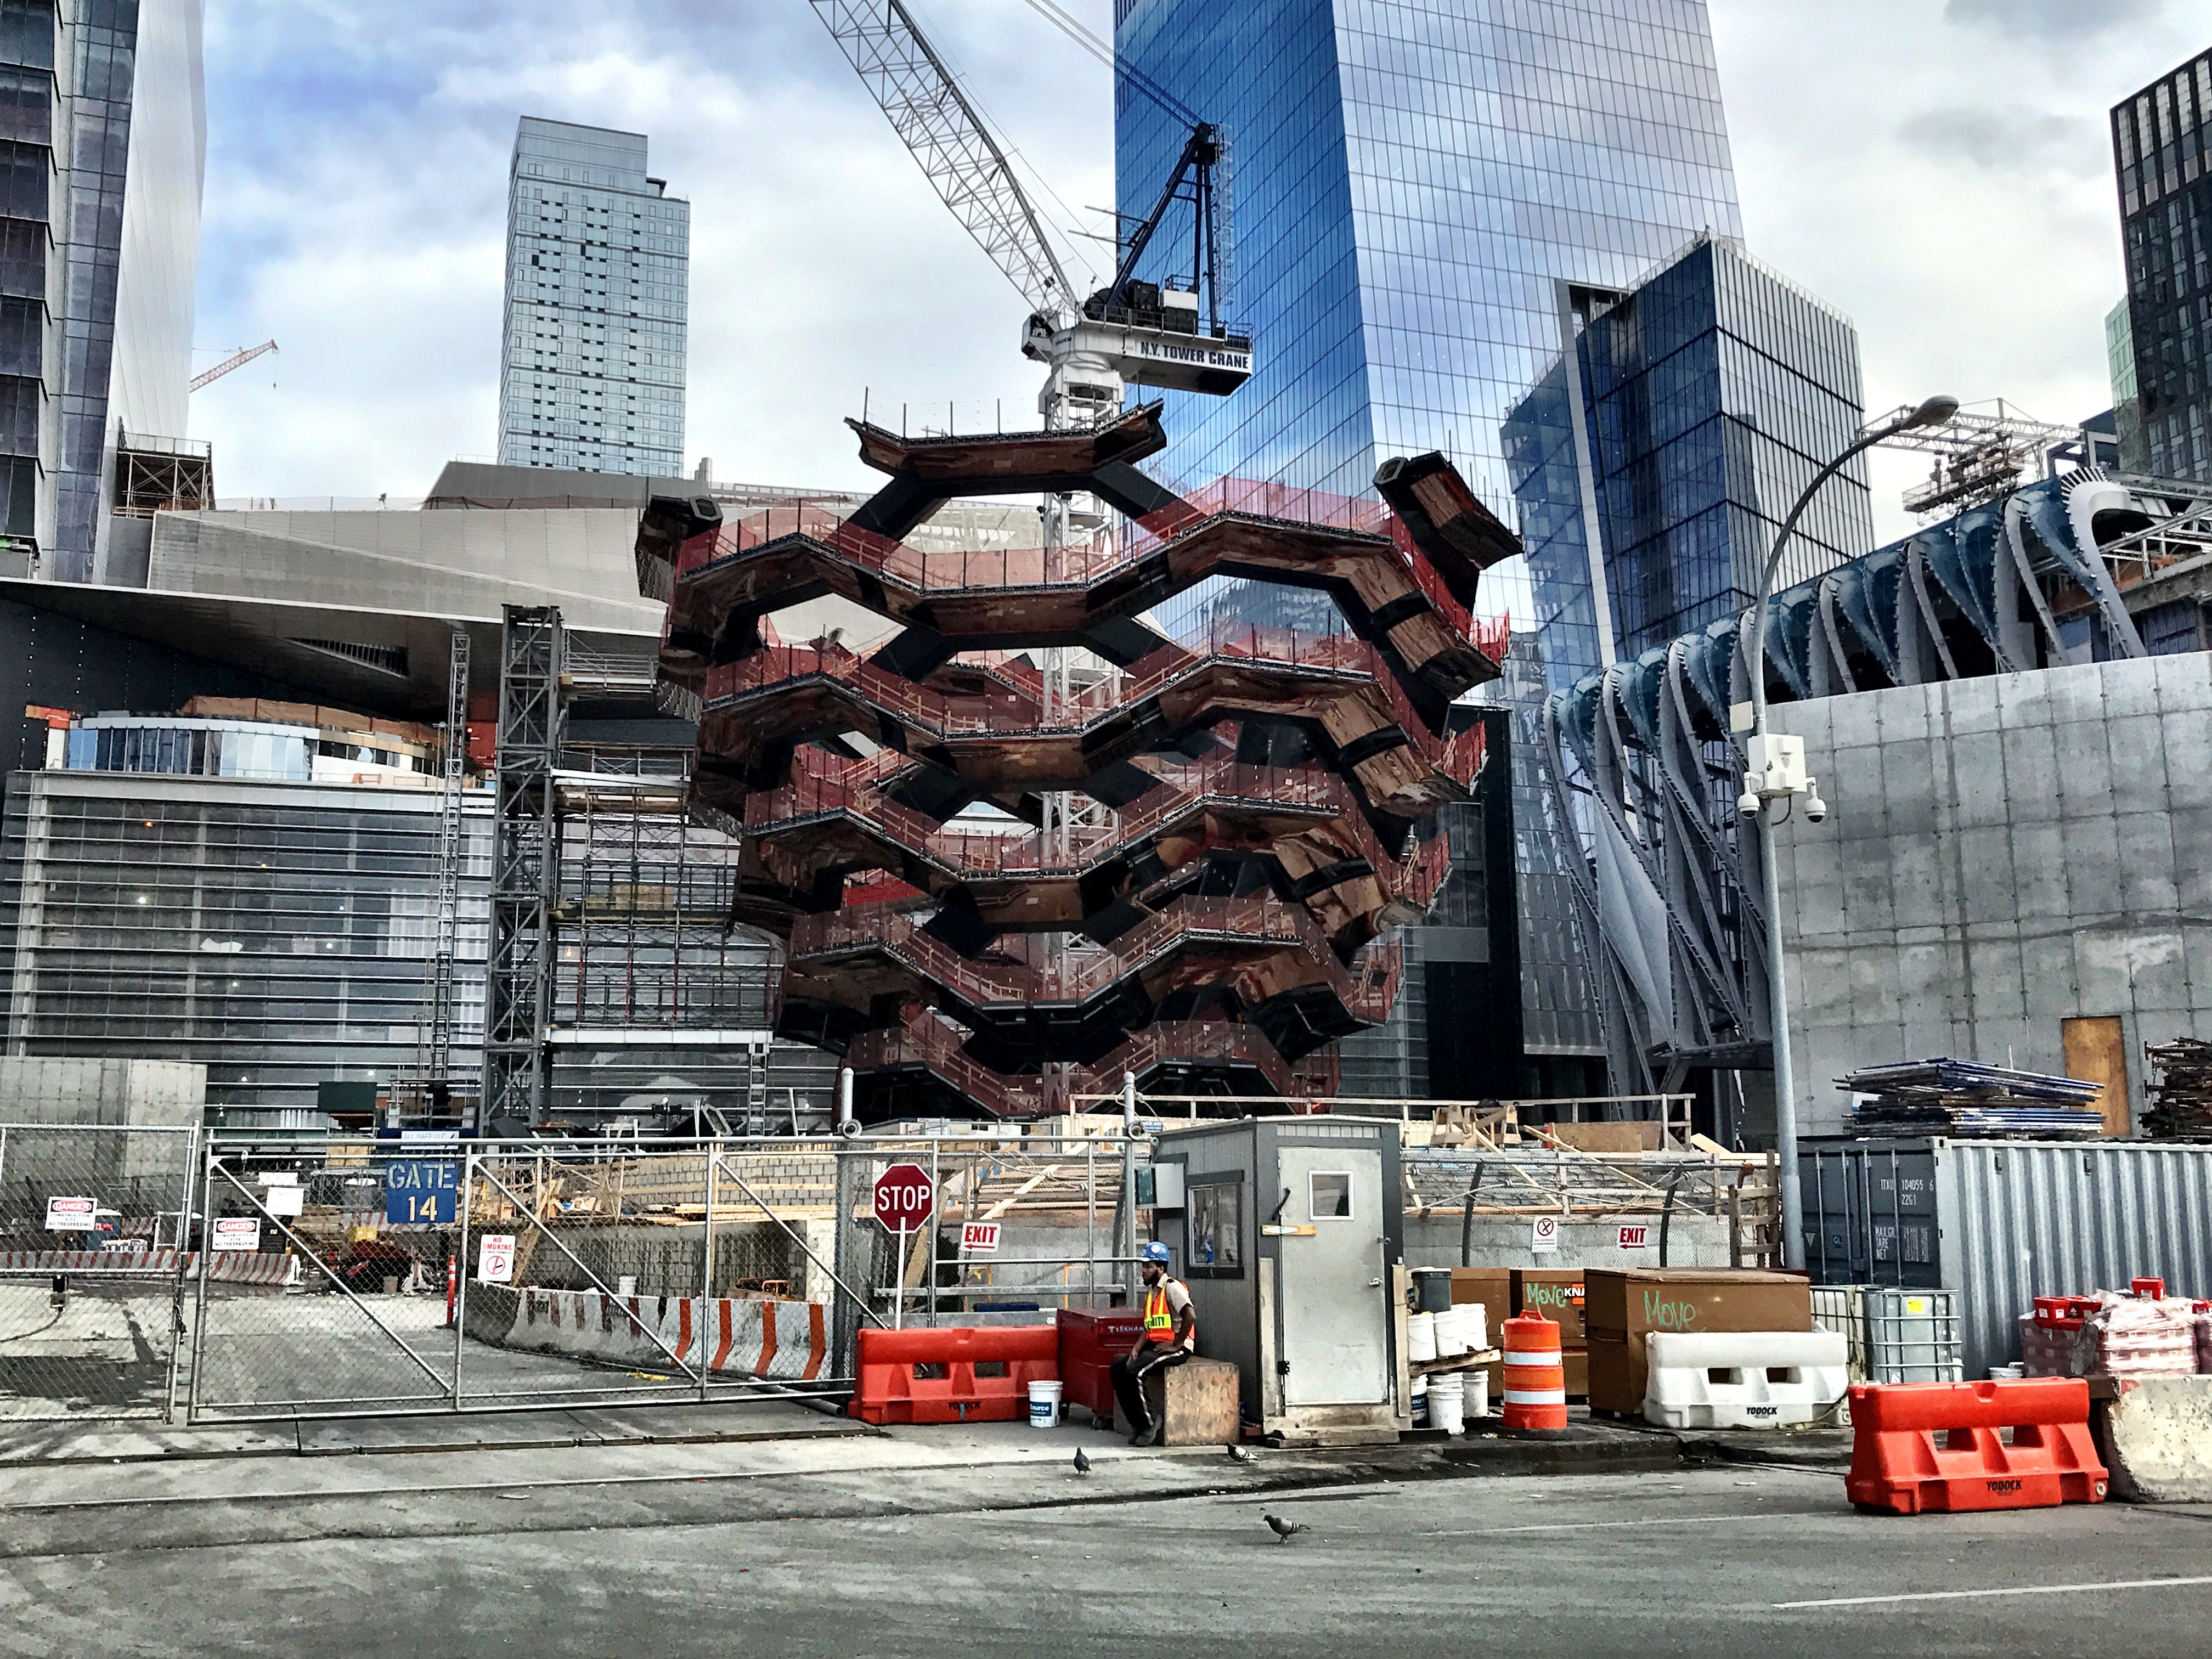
[497,117,689,477]
[0,0,206,583]
[1114,0,1744,641]
[2112,46,2212,483]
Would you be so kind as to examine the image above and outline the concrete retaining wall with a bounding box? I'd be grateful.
[1404,1213,1732,1270]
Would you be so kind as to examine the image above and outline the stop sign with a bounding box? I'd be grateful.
[873,1162,934,1234]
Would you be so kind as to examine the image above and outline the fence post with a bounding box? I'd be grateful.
[163,1126,198,1422]
[926,1139,940,1329]
[451,1148,474,1410]
[185,1143,216,1424]
[699,1144,719,1403]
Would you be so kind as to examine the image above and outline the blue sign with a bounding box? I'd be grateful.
[384,1160,457,1225]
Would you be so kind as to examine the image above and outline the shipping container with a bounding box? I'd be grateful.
[1800,1137,2212,1378]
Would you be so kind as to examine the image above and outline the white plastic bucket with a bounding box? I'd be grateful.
[1434,1305,1468,1358]
[1409,1373,1429,1427]
[1463,1304,1488,1353]
[1027,1380,1064,1428]
[1464,1368,1488,1419]
[1408,1311,1438,1363]
[1429,1370,1465,1434]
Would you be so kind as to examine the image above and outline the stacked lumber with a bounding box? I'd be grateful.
[1838,1058,2104,1139]
[2144,1039,2212,1142]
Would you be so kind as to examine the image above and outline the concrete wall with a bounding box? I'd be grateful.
[0,1057,205,1126]
[1771,653,2212,1136]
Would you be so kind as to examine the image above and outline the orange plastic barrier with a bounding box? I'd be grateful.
[1846,1378,2108,1515]
[1502,1311,1568,1432]
[850,1324,1059,1425]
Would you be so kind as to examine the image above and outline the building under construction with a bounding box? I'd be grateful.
[636,404,1516,1120]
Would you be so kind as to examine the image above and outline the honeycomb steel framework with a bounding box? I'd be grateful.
[636,405,1516,1120]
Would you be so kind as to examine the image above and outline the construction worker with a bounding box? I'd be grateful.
[1111,1240,1195,1446]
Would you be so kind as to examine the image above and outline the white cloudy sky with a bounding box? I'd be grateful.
[190,0,2208,545]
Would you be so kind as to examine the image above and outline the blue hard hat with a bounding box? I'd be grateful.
[1141,1241,1172,1265]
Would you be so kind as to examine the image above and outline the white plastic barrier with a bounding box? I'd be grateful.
[487,1288,831,1380]
[0,1249,299,1286]
[1641,1330,1848,1429]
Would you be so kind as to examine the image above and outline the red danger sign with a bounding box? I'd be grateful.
[873,1163,934,1234]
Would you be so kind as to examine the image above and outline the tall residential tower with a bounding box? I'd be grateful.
[498,118,689,477]
[1115,0,1744,642]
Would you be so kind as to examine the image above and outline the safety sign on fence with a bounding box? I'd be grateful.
[960,1221,1001,1254]
[44,1195,95,1232]
[1618,1224,1649,1250]
[385,1159,458,1225]
[211,1217,261,1252]
[1531,1215,1559,1254]
[477,1233,516,1283]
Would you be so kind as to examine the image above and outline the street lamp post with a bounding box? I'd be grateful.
[1745,394,1957,1269]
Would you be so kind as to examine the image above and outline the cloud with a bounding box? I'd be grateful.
[190,0,1119,499]
[1895,106,2104,176]
[1944,0,2170,40]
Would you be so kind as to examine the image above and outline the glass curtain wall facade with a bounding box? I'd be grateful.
[1115,0,1743,644]
[498,117,689,477]
[2112,48,2212,483]
[1504,233,1871,693]
[0,0,203,583]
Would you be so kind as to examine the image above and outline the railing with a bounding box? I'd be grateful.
[791,892,1401,1021]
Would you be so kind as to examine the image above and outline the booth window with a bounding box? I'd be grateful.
[1185,1181,1243,1279]
[1310,1171,1353,1220]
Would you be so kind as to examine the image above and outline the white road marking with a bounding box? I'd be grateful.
[1422,1511,1795,1537]
[1778,1576,2212,1610]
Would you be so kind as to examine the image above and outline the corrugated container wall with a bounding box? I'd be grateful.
[1802,1137,2212,1378]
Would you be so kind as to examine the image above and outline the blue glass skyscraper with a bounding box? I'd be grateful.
[1115,0,1744,642]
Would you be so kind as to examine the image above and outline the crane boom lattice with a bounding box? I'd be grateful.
[189,339,276,393]
[811,0,1071,316]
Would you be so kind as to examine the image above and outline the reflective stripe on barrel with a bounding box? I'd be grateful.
[1502,1311,1569,1431]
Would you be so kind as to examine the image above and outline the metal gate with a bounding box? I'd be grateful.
[0,1127,1139,1423]
[0,1125,200,1421]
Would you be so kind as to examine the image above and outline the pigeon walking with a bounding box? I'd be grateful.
[1263,1514,1306,1542]
[1226,1443,1254,1463]
[1072,1446,1092,1475]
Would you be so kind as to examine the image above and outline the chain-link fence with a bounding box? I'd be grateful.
[0,1127,1144,1424]
[0,1125,200,1421]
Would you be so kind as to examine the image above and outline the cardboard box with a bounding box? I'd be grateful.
[1584,1269,1812,1415]
[1511,1269,1587,1344]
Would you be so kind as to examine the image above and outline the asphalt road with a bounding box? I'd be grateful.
[4,1450,2211,1657]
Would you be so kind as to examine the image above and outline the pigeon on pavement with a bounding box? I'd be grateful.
[1263,1514,1306,1542]
[1073,1447,1092,1475]
[1226,1443,1254,1462]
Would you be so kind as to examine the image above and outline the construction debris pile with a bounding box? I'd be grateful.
[2144,1039,2212,1141]
[1838,1059,2105,1139]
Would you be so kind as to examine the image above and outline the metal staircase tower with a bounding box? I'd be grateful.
[481,606,565,1126]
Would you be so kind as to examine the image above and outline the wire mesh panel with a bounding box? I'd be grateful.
[0,1125,199,1421]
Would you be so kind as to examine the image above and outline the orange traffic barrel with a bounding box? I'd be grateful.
[1502,1311,1568,1433]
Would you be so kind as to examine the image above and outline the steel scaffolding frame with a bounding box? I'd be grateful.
[482,606,564,1125]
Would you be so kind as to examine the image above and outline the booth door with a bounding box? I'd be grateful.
[1274,1146,1390,1407]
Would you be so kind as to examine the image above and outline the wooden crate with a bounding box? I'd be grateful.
[1120,1357,1242,1447]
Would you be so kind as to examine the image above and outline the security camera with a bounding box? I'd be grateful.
[1804,793,1828,825]
[1737,789,1761,819]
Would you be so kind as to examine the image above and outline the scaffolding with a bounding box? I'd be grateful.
[482,607,563,1126]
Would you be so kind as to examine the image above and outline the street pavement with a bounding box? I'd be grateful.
[2,1420,2210,1657]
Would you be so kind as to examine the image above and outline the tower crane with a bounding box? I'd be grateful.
[189,340,278,393]
[809,0,1250,437]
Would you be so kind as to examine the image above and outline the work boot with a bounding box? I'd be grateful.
[1128,1423,1160,1447]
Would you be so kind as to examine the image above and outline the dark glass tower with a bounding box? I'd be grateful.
[1114,0,1744,642]
[1503,234,1871,695]
[2113,47,2212,482]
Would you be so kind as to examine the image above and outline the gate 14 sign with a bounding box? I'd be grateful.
[872,1162,933,1234]
[385,1160,458,1225]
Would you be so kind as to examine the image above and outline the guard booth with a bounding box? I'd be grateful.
[1148,1116,1407,1446]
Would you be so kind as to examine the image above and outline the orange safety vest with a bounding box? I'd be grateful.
[1143,1281,1193,1345]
